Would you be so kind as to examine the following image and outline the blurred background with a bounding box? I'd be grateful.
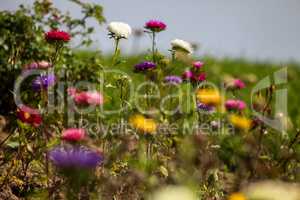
[1,0,300,62]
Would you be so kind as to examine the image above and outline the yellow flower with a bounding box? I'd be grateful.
[228,193,247,200]
[129,114,157,134]
[196,89,221,106]
[229,114,252,131]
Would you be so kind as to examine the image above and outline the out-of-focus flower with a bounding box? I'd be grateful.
[243,181,300,200]
[23,61,52,70]
[164,75,182,85]
[194,72,206,82]
[145,20,166,32]
[72,90,104,106]
[49,146,103,170]
[149,186,197,200]
[129,114,157,134]
[193,61,204,69]
[17,105,42,127]
[197,102,215,112]
[228,79,246,90]
[229,114,252,131]
[134,61,156,71]
[67,87,77,96]
[228,193,247,200]
[182,70,194,80]
[171,39,193,54]
[45,29,71,42]
[61,128,86,142]
[108,21,132,39]
[225,99,247,111]
[196,89,221,106]
[32,74,56,92]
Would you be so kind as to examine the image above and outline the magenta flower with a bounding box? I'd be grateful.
[45,29,71,43]
[69,88,104,106]
[62,128,86,142]
[225,99,247,111]
[195,72,206,82]
[145,20,166,32]
[24,61,52,70]
[182,70,194,80]
[233,79,246,89]
[193,61,204,69]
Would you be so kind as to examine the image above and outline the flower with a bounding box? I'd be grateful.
[108,21,132,39]
[228,193,247,200]
[134,61,156,71]
[194,72,206,82]
[45,29,71,42]
[196,89,221,106]
[145,20,166,32]
[17,105,42,127]
[32,74,56,91]
[197,102,215,112]
[171,39,193,54]
[193,61,204,69]
[68,88,104,106]
[23,61,52,70]
[61,128,86,142]
[182,70,194,80]
[149,186,197,200]
[225,99,247,111]
[164,75,182,85]
[231,79,246,90]
[129,114,157,134]
[49,146,103,170]
[229,114,252,131]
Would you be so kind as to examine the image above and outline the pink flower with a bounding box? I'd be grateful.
[233,79,246,89]
[23,61,52,70]
[193,61,204,69]
[225,99,246,111]
[195,72,206,82]
[85,91,104,105]
[67,87,77,96]
[71,89,104,106]
[145,20,166,32]
[182,70,194,80]
[61,128,86,142]
[45,29,71,42]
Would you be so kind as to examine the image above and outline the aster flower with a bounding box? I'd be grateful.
[182,70,194,80]
[225,99,247,111]
[32,74,56,92]
[197,102,215,112]
[45,29,71,43]
[193,61,204,69]
[69,89,104,106]
[17,105,42,127]
[228,114,252,131]
[164,75,182,85]
[49,146,103,170]
[61,128,86,142]
[134,61,156,72]
[108,21,132,39]
[145,20,166,32]
[129,114,157,134]
[233,79,246,89]
[194,72,206,82]
[196,89,221,106]
[171,39,193,54]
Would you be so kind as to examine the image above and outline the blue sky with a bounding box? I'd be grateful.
[1,0,300,62]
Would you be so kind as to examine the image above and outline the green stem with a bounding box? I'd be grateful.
[152,32,156,63]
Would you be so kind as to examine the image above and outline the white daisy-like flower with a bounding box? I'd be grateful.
[149,186,197,200]
[108,21,132,39]
[171,39,193,54]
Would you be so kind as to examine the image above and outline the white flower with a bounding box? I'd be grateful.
[149,186,197,200]
[108,21,132,39]
[171,39,193,54]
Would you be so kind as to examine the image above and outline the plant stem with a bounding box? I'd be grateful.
[152,31,156,63]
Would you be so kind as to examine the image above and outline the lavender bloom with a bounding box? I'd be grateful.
[32,74,56,91]
[49,146,103,170]
[164,75,182,85]
[197,102,215,112]
[134,61,156,71]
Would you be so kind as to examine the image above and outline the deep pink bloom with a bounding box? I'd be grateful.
[195,72,206,82]
[23,61,52,71]
[45,29,71,42]
[225,99,246,111]
[17,105,42,127]
[182,70,194,80]
[233,79,246,89]
[145,20,166,32]
[67,87,77,97]
[85,91,104,105]
[193,61,204,69]
[61,128,86,142]
[71,89,104,106]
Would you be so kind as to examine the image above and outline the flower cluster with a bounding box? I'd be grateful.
[68,88,104,106]
[182,61,206,83]
[32,74,56,92]
[45,29,71,42]
[129,114,157,134]
[145,20,167,32]
[17,105,42,127]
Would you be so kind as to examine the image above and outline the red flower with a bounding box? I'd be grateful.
[61,128,86,142]
[45,29,71,42]
[17,105,42,127]
[145,20,166,32]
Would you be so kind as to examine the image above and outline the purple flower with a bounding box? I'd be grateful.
[197,102,215,112]
[145,20,166,32]
[164,75,182,85]
[49,146,103,170]
[32,74,56,91]
[134,61,156,71]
